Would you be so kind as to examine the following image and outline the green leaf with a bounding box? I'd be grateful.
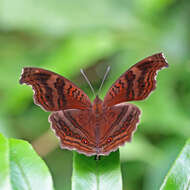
[72,150,122,190]
[0,133,54,190]
[160,139,190,190]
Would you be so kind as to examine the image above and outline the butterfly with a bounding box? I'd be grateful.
[19,53,168,157]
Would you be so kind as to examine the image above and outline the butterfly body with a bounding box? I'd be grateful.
[20,53,168,156]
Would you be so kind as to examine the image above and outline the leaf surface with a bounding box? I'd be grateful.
[0,134,54,190]
[72,150,122,190]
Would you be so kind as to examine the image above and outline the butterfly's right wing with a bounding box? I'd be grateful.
[20,67,92,111]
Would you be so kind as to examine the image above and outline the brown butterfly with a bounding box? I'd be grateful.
[20,53,168,157]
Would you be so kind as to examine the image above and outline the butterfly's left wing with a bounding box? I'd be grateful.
[20,67,92,111]
[103,53,168,107]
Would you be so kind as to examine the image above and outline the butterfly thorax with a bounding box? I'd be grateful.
[92,95,105,148]
[92,95,104,116]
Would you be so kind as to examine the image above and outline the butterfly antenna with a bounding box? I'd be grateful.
[98,66,110,95]
[80,69,95,97]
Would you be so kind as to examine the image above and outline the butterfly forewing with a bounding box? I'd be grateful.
[20,67,92,111]
[103,53,168,107]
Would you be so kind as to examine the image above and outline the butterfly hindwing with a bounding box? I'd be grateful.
[49,110,96,156]
[20,67,92,111]
[98,103,141,155]
[103,53,168,107]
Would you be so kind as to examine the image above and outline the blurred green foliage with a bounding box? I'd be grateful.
[1,0,190,190]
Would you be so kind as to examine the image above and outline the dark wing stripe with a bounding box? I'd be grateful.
[110,106,128,129]
[125,71,136,100]
[54,77,66,108]
[33,83,50,109]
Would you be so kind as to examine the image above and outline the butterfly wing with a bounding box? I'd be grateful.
[49,109,97,156]
[103,53,168,107]
[98,103,141,155]
[20,67,92,111]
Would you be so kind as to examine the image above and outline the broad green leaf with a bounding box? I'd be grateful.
[72,150,122,190]
[160,139,190,190]
[0,133,54,190]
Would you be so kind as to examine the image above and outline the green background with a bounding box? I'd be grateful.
[1,0,190,190]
